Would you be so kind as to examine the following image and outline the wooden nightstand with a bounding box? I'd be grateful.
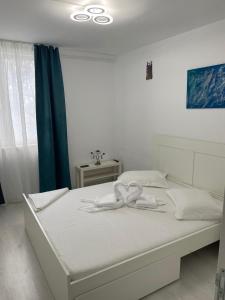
[75,160,122,188]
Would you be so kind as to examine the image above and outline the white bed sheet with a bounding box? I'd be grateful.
[35,181,220,281]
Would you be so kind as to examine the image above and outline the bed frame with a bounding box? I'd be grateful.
[23,135,225,300]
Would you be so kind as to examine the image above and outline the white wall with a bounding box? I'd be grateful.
[60,19,225,180]
[114,19,225,170]
[61,54,115,186]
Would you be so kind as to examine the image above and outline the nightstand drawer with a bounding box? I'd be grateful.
[75,160,122,188]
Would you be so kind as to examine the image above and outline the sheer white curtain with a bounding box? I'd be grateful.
[0,41,38,203]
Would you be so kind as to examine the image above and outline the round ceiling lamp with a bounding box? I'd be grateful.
[93,14,113,25]
[70,12,91,22]
[70,5,113,25]
[85,5,105,15]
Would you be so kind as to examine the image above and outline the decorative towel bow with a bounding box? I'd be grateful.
[80,181,166,213]
[114,181,143,204]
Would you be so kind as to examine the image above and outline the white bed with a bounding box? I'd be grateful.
[36,180,220,282]
[23,135,225,300]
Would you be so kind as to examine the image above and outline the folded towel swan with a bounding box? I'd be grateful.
[80,181,166,213]
[80,182,125,212]
[126,182,143,203]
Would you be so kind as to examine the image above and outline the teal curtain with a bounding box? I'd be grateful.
[0,184,5,204]
[34,45,71,192]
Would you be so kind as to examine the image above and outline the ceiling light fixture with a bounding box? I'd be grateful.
[93,14,113,25]
[70,12,91,22]
[70,4,113,25]
[85,5,105,15]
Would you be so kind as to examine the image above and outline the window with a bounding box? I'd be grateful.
[0,42,37,147]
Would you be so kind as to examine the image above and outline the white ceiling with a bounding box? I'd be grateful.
[1,0,225,55]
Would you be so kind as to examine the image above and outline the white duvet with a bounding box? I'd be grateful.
[36,181,220,281]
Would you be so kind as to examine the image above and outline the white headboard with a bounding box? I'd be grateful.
[154,135,225,200]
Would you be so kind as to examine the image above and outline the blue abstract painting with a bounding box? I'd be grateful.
[187,63,225,109]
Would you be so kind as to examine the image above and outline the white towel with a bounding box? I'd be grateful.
[114,181,143,203]
[80,181,166,213]
[136,195,158,208]
[95,194,123,208]
[81,181,136,213]
[126,182,143,204]
[80,193,124,213]
[113,181,126,201]
[28,188,69,212]
[128,194,166,212]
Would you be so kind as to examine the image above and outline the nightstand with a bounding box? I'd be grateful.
[75,160,122,188]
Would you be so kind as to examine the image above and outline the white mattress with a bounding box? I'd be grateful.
[36,181,220,281]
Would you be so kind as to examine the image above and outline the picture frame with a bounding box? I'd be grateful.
[187,63,225,109]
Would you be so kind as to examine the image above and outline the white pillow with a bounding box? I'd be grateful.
[118,170,168,188]
[167,188,223,220]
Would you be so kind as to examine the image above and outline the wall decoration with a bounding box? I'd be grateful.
[146,61,153,80]
[187,63,225,109]
[90,150,106,165]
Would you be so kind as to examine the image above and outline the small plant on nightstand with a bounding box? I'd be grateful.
[90,150,106,165]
